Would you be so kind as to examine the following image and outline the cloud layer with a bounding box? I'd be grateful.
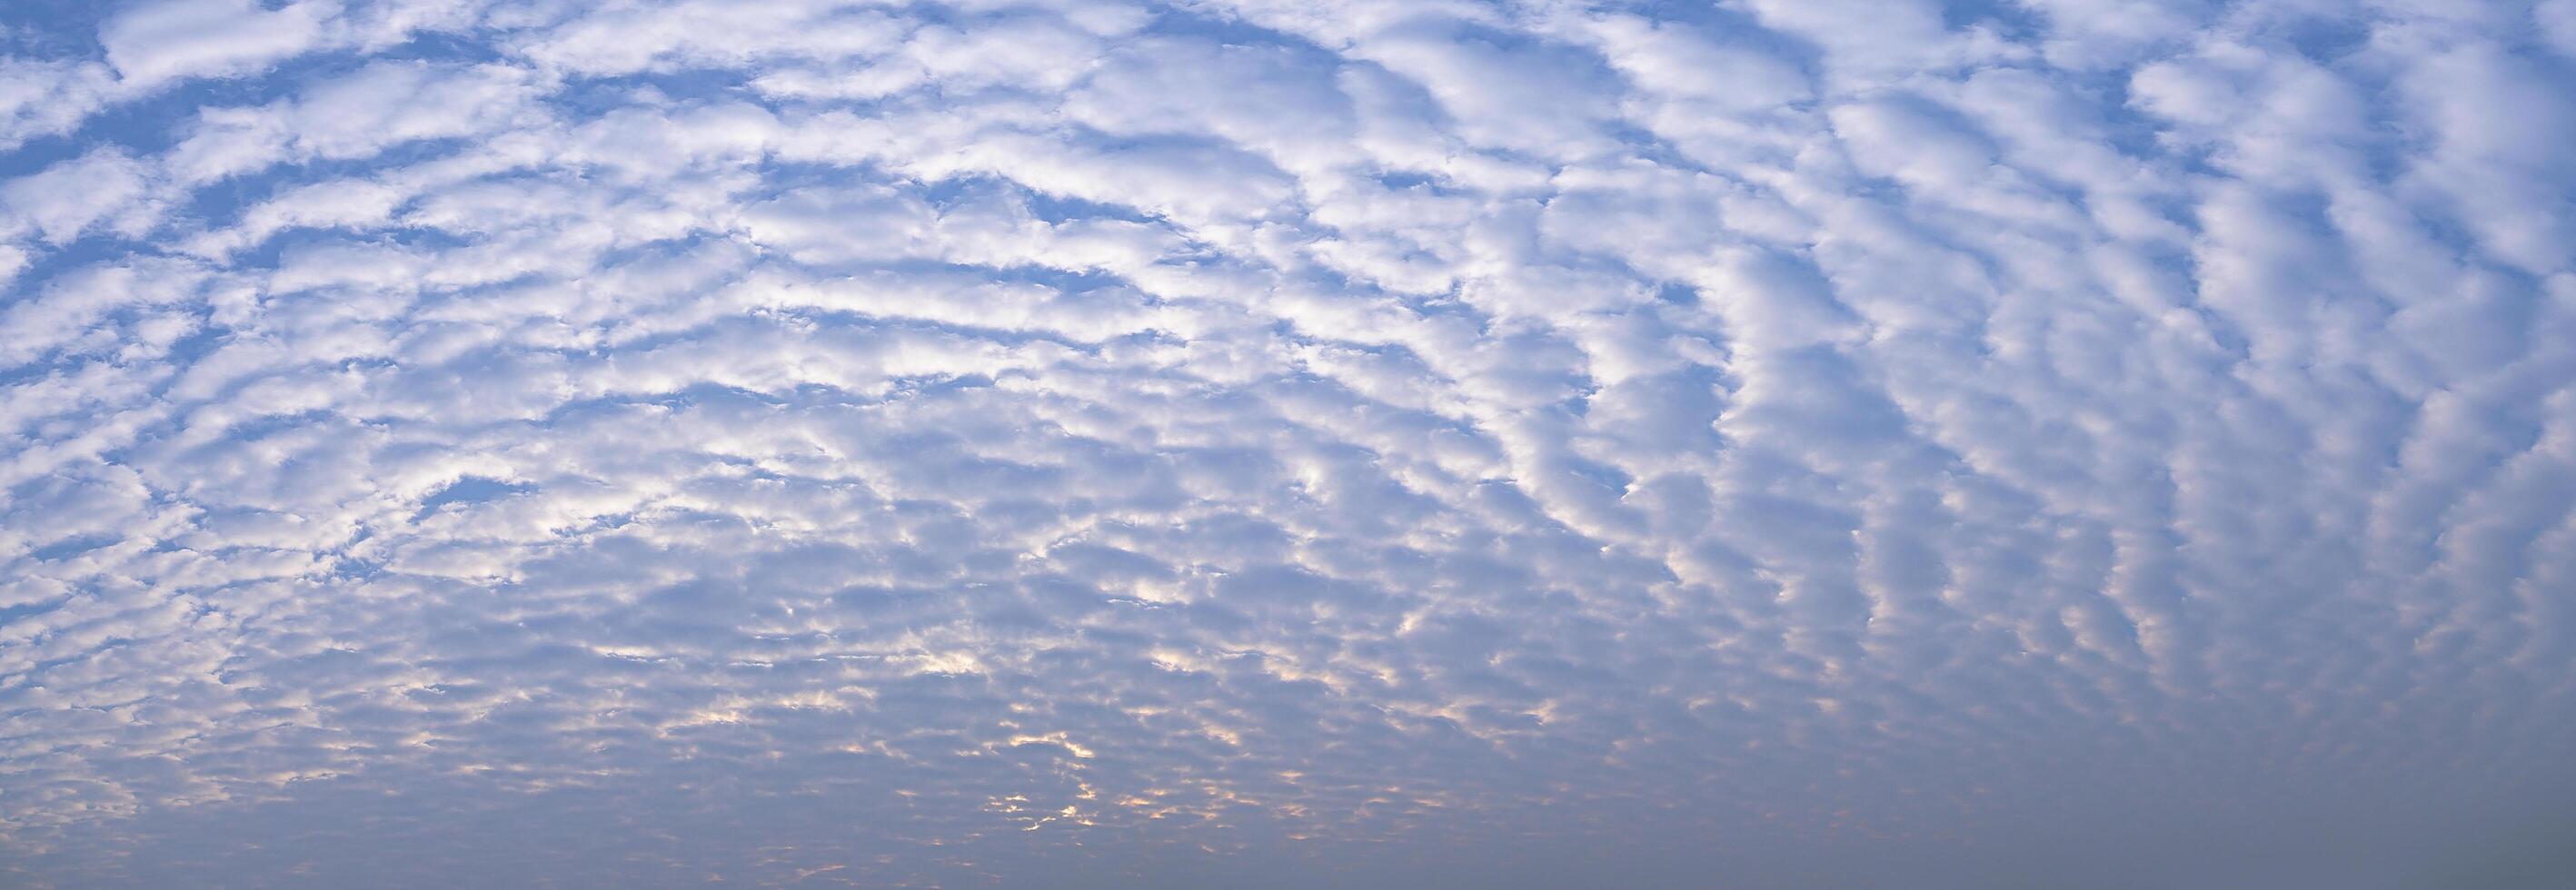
[5,0,2576,886]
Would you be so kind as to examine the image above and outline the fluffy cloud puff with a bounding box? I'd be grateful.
[4,1,2575,886]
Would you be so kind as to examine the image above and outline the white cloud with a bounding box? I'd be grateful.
[2,1,2574,887]
[0,148,162,245]
[0,59,119,152]
[100,0,338,87]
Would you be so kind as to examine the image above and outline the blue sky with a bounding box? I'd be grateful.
[4,0,2576,886]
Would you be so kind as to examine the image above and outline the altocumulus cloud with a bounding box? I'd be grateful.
[3,0,2575,887]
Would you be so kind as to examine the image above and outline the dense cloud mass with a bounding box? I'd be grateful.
[3,0,2575,886]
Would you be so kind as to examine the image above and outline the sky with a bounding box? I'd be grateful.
[2,0,2575,886]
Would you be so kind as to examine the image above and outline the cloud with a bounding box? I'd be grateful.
[0,59,119,153]
[0,148,164,246]
[99,0,337,88]
[3,0,2575,887]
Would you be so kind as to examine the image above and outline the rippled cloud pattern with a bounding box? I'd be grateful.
[5,0,2576,886]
